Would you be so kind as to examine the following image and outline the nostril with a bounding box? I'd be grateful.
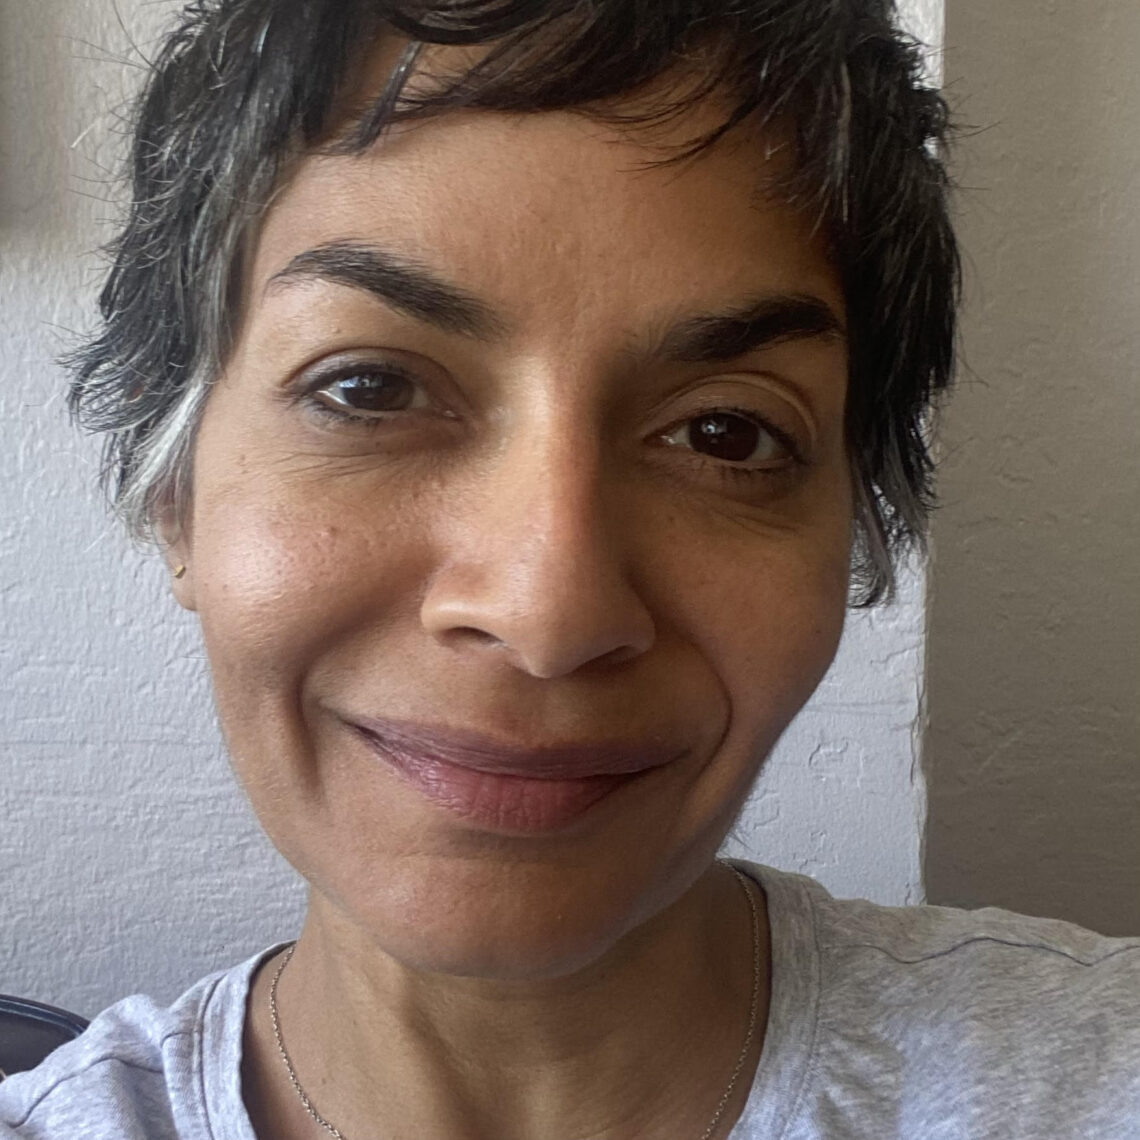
[594,642,643,669]
[450,627,506,651]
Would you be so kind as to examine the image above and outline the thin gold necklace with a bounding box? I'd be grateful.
[269,860,762,1140]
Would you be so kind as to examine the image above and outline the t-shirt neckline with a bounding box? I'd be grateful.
[200,940,291,1140]
[722,859,822,1139]
[199,861,820,1140]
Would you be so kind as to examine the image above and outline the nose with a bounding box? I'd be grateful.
[419,422,656,680]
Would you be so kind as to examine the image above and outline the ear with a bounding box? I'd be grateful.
[156,512,198,613]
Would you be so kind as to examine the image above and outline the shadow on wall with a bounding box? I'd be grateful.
[924,0,1140,936]
[1,0,72,239]
[0,0,159,247]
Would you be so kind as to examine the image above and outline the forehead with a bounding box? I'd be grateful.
[250,95,843,339]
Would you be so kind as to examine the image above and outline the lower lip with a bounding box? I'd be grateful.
[358,733,640,834]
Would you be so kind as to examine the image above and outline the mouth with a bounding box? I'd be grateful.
[347,715,679,834]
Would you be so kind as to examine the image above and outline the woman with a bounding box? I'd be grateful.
[2,2,1137,1138]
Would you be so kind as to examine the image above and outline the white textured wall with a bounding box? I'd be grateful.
[925,0,1140,935]
[0,0,939,1016]
[721,555,928,904]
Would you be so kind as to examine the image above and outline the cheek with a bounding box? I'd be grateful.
[721,556,846,707]
[649,422,853,688]
[186,487,440,869]
[669,513,851,748]
[196,506,334,671]
[188,481,426,740]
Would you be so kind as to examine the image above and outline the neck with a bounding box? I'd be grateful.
[243,861,770,1140]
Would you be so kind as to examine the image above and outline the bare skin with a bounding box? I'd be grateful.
[167,51,852,1140]
[242,861,770,1140]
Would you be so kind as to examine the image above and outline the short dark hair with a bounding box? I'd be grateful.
[69,0,958,605]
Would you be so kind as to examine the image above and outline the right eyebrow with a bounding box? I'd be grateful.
[265,240,508,341]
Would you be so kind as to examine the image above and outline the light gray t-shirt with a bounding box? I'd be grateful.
[2,860,1139,1139]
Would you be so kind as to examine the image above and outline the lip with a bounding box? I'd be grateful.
[349,715,678,779]
[348,715,679,834]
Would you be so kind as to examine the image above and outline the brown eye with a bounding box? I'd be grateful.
[312,367,429,418]
[664,410,788,465]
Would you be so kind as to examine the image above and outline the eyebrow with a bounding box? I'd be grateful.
[266,239,844,361]
[655,295,846,364]
[266,240,507,340]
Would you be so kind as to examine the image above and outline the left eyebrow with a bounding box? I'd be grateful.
[656,295,846,363]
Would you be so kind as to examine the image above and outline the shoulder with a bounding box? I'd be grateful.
[741,858,1140,981]
[740,861,1140,1137]
[0,991,203,1139]
[765,861,1140,1025]
[808,874,1140,1010]
[0,946,282,1140]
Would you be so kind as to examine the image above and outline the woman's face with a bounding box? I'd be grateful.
[171,91,853,979]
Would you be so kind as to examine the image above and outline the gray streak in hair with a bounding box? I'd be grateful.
[67,0,959,605]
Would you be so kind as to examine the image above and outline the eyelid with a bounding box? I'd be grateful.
[660,404,803,466]
[314,376,431,417]
[730,376,818,453]
[288,348,469,414]
[294,354,422,394]
[656,375,817,454]
[283,353,450,431]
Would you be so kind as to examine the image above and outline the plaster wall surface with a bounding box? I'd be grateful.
[926,0,1140,934]
[1,0,939,1015]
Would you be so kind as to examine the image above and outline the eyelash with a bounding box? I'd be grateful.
[677,402,805,481]
[297,368,803,482]
[298,363,433,422]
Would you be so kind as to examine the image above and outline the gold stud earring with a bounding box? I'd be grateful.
[173,565,187,580]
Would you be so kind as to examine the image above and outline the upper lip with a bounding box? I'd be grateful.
[349,715,679,779]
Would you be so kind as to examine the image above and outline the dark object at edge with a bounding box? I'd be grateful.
[0,994,89,1081]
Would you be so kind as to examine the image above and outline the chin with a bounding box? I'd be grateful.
[314,856,660,983]
[375,901,639,983]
